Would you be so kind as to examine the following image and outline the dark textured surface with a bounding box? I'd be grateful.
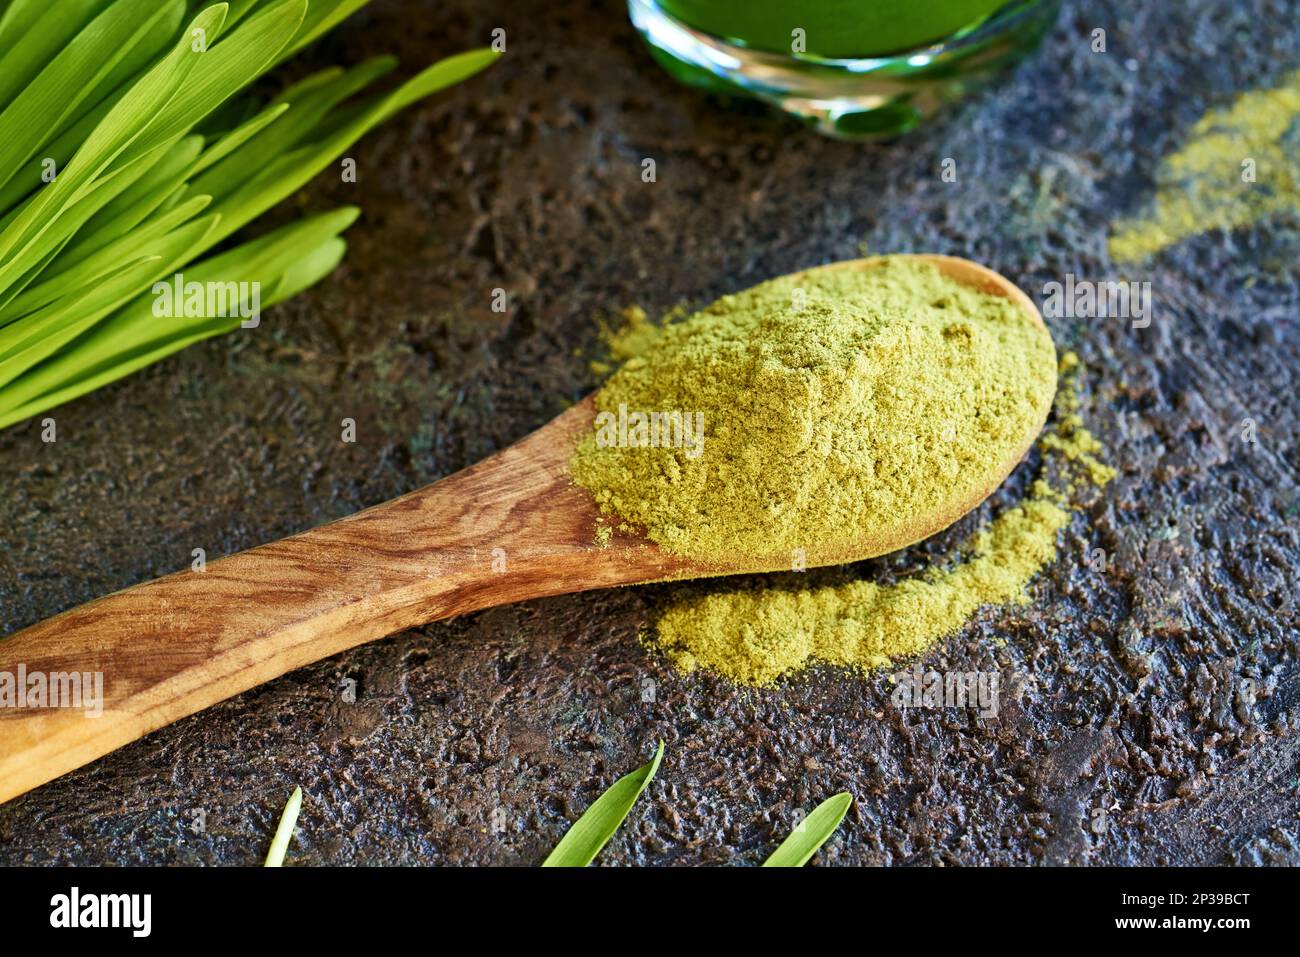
[1,0,1298,866]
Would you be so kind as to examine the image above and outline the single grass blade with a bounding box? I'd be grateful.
[221,0,265,29]
[264,786,302,867]
[278,0,370,63]
[542,741,664,868]
[0,0,53,61]
[761,792,852,867]
[269,235,347,301]
[184,101,288,179]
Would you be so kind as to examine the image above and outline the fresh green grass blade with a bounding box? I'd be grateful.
[201,48,499,247]
[0,0,52,60]
[116,0,305,163]
[276,64,348,104]
[542,741,665,867]
[319,48,505,139]
[278,0,370,63]
[264,786,302,867]
[0,0,180,192]
[190,57,396,201]
[372,49,504,126]
[0,0,109,114]
[187,205,360,284]
[270,57,400,141]
[761,792,852,867]
[269,236,347,302]
[184,101,287,179]
[0,224,350,426]
[45,136,206,270]
[0,6,215,280]
[0,214,219,386]
[221,0,264,28]
[4,193,212,322]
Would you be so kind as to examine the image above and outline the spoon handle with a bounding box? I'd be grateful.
[0,400,661,804]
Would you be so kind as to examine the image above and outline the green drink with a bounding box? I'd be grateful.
[629,0,1059,138]
[660,1,1009,58]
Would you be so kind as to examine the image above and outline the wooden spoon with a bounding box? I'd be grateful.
[0,254,1051,804]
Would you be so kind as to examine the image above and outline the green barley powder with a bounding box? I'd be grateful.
[571,258,1058,563]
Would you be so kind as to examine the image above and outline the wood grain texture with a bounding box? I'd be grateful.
[0,254,1049,805]
[0,398,700,805]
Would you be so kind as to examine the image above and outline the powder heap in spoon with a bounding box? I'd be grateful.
[571,257,1057,563]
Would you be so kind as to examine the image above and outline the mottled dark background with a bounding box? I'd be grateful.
[1,0,1297,865]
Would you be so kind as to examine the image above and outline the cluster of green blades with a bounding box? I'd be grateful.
[0,0,496,430]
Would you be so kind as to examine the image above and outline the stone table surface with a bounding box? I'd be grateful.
[1,0,1298,866]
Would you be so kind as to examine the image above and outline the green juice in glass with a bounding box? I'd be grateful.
[659,0,1009,58]
[629,0,1059,137]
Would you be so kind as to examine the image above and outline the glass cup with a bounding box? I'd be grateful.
[629,0,1061,139]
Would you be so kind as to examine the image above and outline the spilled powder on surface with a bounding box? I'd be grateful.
[1040,352,1116,490]
[650,354,1113,687]
[656,492,1072,687]
[588,304,689,376]
[1109,69,1300,263]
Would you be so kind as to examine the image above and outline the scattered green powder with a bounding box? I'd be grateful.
[1109,69,1300,263]
[571,258,1058,563]
[656,493,1072,687]
[652,355,1112,686]
[1041,416,1115,488]
[589,304,688,376]
[1040,350,1116,490]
